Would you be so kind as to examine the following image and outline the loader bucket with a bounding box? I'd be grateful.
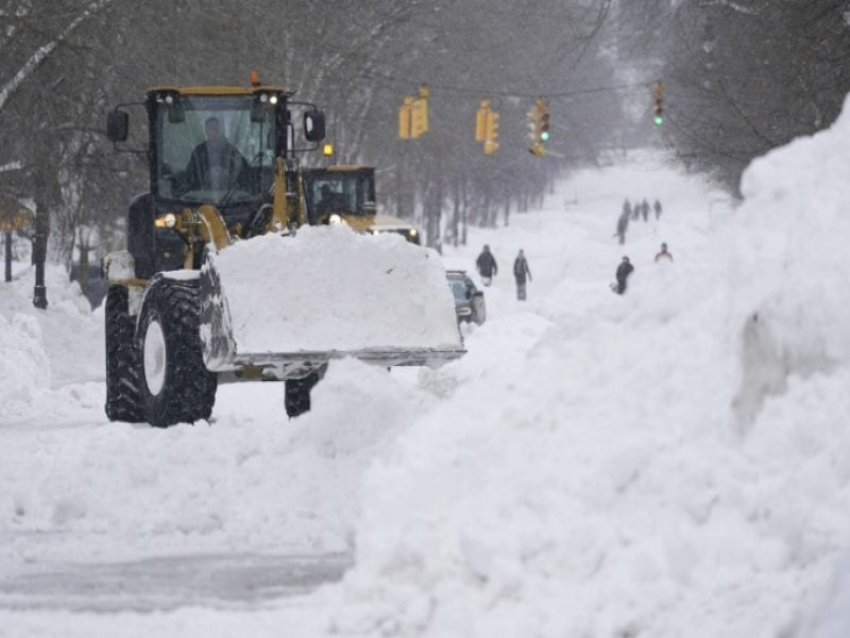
[199,226,464,379]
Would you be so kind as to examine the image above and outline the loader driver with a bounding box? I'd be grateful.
[186,116,250,194]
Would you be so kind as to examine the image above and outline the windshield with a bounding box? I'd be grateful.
[155,95,276,206]
[448,278,470,302]
[304,171,375,219]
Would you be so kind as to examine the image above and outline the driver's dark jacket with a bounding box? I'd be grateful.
[186,140,249,191]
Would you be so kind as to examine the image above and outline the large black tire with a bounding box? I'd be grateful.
[284,366,326,418]
[105,285,144,422]
[136,275,217,427]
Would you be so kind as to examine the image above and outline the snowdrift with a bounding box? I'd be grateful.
[319,102,850,637]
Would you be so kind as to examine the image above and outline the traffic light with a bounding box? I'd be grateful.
[399,85,430,140]
[475,99,499,155]
[475,99,490,142]
[399,96,413,139]
[652,82,664,126]
[528,98,548,157]
[411,85,430,138]
[484,109,499,155]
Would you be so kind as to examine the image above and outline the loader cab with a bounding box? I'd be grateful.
[301,166,377,231]
[149,88,288,224]
[107,84,325,278]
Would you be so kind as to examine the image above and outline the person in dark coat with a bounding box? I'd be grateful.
[641,198,650,222]
[513,249,532,300]
[615,256,634,295]
[476,244,498,286]
[654,199,663,220]
[615,210,630,245]
[186,116,249,192]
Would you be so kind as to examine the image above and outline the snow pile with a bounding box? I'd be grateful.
[729,105,850,423]
[0,312,51,414]
[0,359,432,561]
[316,104,850,636]
[0,265,103,421]
[209,226,461,354]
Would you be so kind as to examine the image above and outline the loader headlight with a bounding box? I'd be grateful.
[155,213,178,229]
[409,228,418,237]
[329,214,345,225]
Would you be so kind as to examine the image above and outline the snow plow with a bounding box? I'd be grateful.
[299,165,422,244]
[103,82,463,427]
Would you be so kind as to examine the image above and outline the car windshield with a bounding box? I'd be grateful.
[448,278,470,302]
[155,95,276,206]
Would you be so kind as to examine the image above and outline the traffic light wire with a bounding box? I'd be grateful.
[359,69,658,101]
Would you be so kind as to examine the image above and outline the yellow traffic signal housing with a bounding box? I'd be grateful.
[484,109,499,155]
[399,96,413,139]
[411,98,427,138]
[475,99,490,142]
[410,85,430,139]
[528,98,548,155]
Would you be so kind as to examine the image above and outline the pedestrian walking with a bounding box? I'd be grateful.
[614,208,631,244]
[641,198,650,222]
[615,256,634,295]
[631,199,641,220]
[654,199,663,220]
[654,242,673,262]
[476,244,498,286]
[513,249,532,300]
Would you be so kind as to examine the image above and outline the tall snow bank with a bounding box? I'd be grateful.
[730,94,850,422]
[317,104,850,637]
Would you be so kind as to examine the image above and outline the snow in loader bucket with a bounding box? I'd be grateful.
[199,226,464,379]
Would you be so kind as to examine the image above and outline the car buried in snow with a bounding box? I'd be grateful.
[446,270,486,325]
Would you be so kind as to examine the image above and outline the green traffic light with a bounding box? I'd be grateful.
[653,115,663,126]
[540,131,550,142]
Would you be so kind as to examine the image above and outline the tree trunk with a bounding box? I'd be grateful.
[4,231,11,282]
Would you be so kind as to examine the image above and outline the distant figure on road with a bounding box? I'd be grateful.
[655,242,673,262]
[641,198,650,222]
[654,199,663,220]
[615,256,634,295]
[622,199,632,220]
[631,199,641,220]
[615,209,630,245]
[513,249,532,300]
[476,244,498,287]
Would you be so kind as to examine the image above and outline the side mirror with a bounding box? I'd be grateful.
[106,111,129,142]
[304,109,326,142]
